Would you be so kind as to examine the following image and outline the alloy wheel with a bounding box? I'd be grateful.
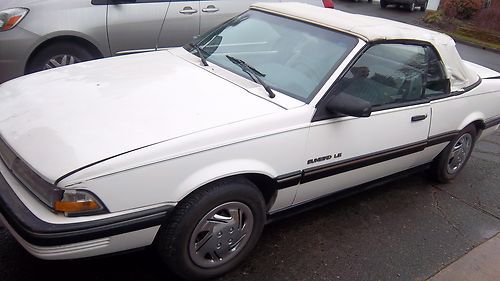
[44,54,81,70]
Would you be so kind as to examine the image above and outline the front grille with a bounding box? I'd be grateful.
[0,136,63,208]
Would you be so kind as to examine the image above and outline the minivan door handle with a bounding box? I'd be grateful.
[411,114,428,122]
[202,5,219,13]
[179,7,198,14]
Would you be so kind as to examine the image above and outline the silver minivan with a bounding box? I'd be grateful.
[0,0,332,83]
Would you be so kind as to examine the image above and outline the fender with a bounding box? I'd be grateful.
[176,159,278,201]
[457,111,485,132]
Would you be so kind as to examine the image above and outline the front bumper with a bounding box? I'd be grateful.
[0,168,173,259]
[0,27,40,84]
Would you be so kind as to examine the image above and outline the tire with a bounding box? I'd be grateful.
[431,124,477,183]
[408,1,416,11]
[380,0,388,8]
[420,0,428,11]
[157,178,266,280]
[27,42,94,74]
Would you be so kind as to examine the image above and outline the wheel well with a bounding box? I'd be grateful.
[243,173,279,211]
[25,36,104,74]
[471,120,486,131]
[470,120,486,138]
[183,174,279,212]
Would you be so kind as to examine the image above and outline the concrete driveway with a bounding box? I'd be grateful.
[1,2,500,281]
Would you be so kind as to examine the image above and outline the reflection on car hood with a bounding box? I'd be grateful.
[0,50,282,184]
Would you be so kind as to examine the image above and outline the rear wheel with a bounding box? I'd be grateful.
[157,178,266,280]
[27,42,94,74]
[431,125,477,183]
[380,0,388,8]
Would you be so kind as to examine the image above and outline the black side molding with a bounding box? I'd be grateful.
[485,116,500,129]
[274,131,459,188]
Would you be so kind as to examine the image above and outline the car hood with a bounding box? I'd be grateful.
[0,0,45,9]
[0,50,282,184]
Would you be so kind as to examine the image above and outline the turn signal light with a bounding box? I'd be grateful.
[0,8,29,32]
[54,200,100,213]
[53,190,106,216]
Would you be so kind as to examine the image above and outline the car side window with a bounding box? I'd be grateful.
[424,46,450,97]
[336,44,427,107]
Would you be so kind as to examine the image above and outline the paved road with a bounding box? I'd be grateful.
[1,2,500,281]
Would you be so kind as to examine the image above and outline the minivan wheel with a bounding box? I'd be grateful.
[420,0,428,11]
[27,42,94,74]
[157,178,266,280]
[408,1,416,11]
[431,124,477,183]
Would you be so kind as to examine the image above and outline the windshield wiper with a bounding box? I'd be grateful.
[189,42,208,66]
[226,55,275,98]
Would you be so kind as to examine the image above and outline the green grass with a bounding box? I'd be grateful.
[446,30,500,52]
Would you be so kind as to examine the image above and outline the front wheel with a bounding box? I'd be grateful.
[380,0,388,8]
[157,178,266,280]
[431,125,477,183]
[27,42,94,74]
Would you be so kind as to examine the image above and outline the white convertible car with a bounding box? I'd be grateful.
[0,3,499,280]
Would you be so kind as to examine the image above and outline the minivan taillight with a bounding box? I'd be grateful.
[322,0,334,8]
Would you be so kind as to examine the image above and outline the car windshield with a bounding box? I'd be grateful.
[186,10,358,102]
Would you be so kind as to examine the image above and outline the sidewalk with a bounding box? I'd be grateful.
[429,233,500,281]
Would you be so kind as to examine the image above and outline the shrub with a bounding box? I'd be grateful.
[443,0,483,19]
[474,0,500,30]
[424,10,444,24]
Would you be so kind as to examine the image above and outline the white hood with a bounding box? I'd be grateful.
[0,50,282,183]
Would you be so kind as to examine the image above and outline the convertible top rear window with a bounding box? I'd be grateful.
[188,10,358,102]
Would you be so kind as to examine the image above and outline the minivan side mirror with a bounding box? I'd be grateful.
[326,92,372,118]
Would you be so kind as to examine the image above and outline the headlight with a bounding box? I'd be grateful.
[0,8,29,32]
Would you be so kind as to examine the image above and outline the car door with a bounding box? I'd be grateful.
[157,1,201,48]
[106,0,170,55]
[294,43,433,205]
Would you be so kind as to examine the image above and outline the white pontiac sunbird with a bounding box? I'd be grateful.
[0,3,499,280]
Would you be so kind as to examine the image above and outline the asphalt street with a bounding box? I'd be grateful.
[1,2,500,281]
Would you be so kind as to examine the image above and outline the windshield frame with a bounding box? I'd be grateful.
[184,9,359,104]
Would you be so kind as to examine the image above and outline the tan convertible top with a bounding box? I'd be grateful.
[251,2,479,92]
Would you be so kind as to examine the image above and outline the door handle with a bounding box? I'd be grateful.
[179,7,198,14]
[202,5,219,13]
[411,114,428,122]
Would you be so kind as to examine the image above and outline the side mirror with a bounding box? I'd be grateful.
[326,92,372,118]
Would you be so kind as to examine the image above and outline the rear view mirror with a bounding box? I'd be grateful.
[326,92,372,118]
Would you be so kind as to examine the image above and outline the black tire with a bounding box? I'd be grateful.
[420,0,428,11]
[380,0,388,8]
[431,124,477,183]
[368,0,373,3]
[157,177,266,280]
[27,42,94,74]
[408,1,416,11]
